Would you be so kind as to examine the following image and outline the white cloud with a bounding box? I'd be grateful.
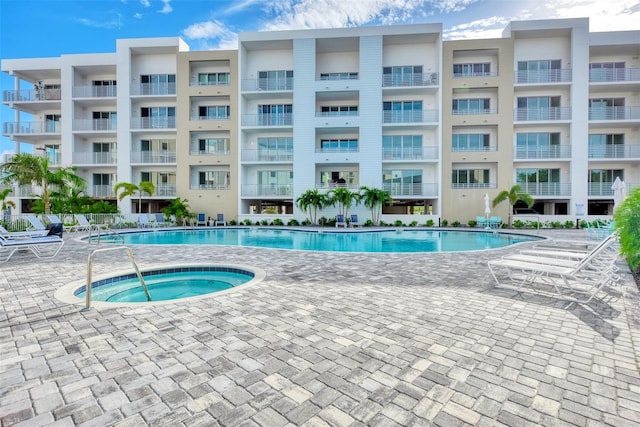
[158,0,172,14]
[444,15,509,39]
[133,12,143,19]
[182,20,239,48]
[140,0,150,6]
[77,14,124,29]
[548,0,640,32]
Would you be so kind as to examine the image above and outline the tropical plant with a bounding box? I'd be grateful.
[359,186,392,226]
[114,181,155,213]
[0,153,86,214]
[492,184,534,228]
[327,187,360,220]
[614,187,640,275]
[0,188,16,217]
[296,189,328,225]
[162,198,192,224]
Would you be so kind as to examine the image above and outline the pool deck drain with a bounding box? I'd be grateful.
[1,228,639,426]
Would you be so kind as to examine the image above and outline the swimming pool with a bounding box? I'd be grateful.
[96,228,539,252]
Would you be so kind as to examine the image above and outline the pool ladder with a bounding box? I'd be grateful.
[83,246,151,310]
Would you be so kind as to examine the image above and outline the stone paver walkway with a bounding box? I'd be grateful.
[1,228,639,426]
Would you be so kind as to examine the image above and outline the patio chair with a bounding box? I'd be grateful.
[25,215,47,231]
[489,216,502,229]
[74,214,108,232]
[487,233,619,303]
[0,224,49,238]
[350,214,360,228]
[0,233,64,262]
[196,213,207,226]
[137,214,151,228]
[335,214,347,228]
[476,216,488,228]
[154,213,170,227]
[215,213,227,226]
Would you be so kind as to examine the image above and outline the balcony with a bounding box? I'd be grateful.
[382,72,439,87]
[383,182,439,197]
[316,111,359,117]
[190,114,231,121]
[588,182,616,197]
[190,183,230,190]
[241,184,293,197]
[73,152,117,165]
[190,148,230,156]
[588,106,640,121]
[3,121,61,135]
[589,144,640,159]
[73,119,116,131]
[382,110,439,124]
[315,183,360,191]
[131,151,177,163]
[153,185,177,197]
[242,150,293,162]
[90,185,115,198]
[383,146,439,160]
[452,108,497,116]
[130,83,176,96]
[130,117,176,129]
[514,107,571,122]
[73,85,117,98]
[514,145,571,159]
[241,78,293,92]
[518,182,571,197]
[451,183,495,190]
[3,88,61,102]
[589,68,640,83]
[15,184,40,197]
[241,114,293,127]
[515,69,572,84]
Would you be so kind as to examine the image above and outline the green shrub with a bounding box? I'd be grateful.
[451,220,461,227]
[243,218,253,226]
[564,220,576,229]
[512,219,525,229]
[287,218,300,226]
[468,219,477,227]
[614,187,640,273]
[260,220,269,226]
[394,220,404,227]
[441,219,448,227]
[425,219,435,227]
[272,218,284,226]
[409,221,418,227]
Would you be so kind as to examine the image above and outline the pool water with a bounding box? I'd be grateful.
[104,228,539,253]
[74,268,254,302]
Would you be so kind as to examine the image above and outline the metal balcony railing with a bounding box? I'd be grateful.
[190,184,230,190]
[452,108,497,115]
[90,185,115,198]
[72,85,117,98]
[514,145,571,159]
[382,72,439,87]
[130,83,176,96]
[241,78,293,92]
[130,117,176,129]
[382,146,439,160]
[383,182,439,197]
[73,152,117,164]
[153,185,177,197]
[241,114,293,127]
[242,150,293,162]
[316,111,359,117]
[518,182,571,196]
[589,144,640,159]
[382,110,439,124]
[3,89,61,102]
[514,107,571,121]
[3,121,61,134]
[73,119,116,131]
[241,184,293,197]
[130,151,177,163]
[588,182,617,197]
[515,69,572,84]
[451,182,496,190]
[588,106,640,121]
[589,68,640,83]
[190,148,230,156]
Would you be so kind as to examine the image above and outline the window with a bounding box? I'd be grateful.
[589,134,624,158]
[452,134,490,151]
[516,96,561,120]
[91,112,115,130]
[320,171,357,187]
[258,70,293,90]
[320,72,358,80]
[92,80,116,97]
[516,60,561,83]
[589,169,624,196]
[453,63,491,77]
[140,107,175,128]
[140,74,176,95]
[515,133,560,158]
[589,62,625,82]
[258,104,293,125]
[383,169,423,195]
[199,171,230,189]
[452,169,490,188]
[452,99,490,114]
[198,72,230,85]
[198,138,230,154]
[320,106,358,116]
[258,170,294,195]
[383,135,422,158]
[589,98,625,120]
[382,66,423,86]
[517,168,560,195]
[320,139,358,152]
[44,114,62,132]
[382,101,423,122]
[198,105,230,119]
[92,174,114,197]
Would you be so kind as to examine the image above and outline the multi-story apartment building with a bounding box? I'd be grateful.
[2,18,638,224]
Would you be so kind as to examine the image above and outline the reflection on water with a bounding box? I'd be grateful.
[114,228,538,253]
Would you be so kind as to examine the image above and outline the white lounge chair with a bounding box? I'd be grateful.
[488,233,619,303]
[25,215,47,231]
[215,213,226,226]
[335,214,347,228]
[0,234,64,262]
[73,214,109,232]
[350,214,360,228]
[0,225,49,238]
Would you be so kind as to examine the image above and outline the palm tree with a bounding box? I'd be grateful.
[296,189,327,225]
[114,181,155,213]
[327,187,360,220]
[360,186,392,226]
[492,184,534,228]
[0,153,85,214]
[0,188,16,219]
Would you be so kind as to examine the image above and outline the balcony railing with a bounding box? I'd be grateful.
[518,182,571,196]
[316,111,359,117]
[514,107,571,121]
[241,184,293,197]
[452,108,497,115]
[190,114,231,121]
[242,150,293,162]
[15,185,39,197]
[73,152,117,164]
[130,151,177,163]
[73,119,116,131]
[153,185,177,197]
[316,183,360,191]
[589,144,640,159]
[588,182,616,197]
[382,73,439,87]
[316,147,358,154]
[130,83,176,96]
[3,89,61,102]
[3,121,61,134]
[382,146,439,160]
[130,117,176,129]
[383,182,439,197]
[515,69,572,84]
[589,68,640,83]
[588,106,640,121]
[451,183,496,189]
[241,114,293,127]
[514,145,571,159]
[453,71,497,78]
[190,183,231,190]
[90,185,115,198]
[241,79,293,92]
[72,85,117,98]
[190,148,230,156]
[382,110,439,124]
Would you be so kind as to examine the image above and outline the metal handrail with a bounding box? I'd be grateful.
[84,246,151,310]
[88,225,124,244]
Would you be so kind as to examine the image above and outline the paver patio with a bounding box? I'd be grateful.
[1,228,639,426]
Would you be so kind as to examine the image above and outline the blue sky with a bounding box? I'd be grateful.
[1,0,638,153]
